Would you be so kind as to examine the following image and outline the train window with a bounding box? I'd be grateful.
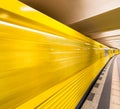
[104,49,108,56]
[113,50,116,53]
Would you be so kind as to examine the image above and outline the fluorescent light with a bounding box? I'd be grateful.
[101,29,120,36]
[21,6,36,11]
[89,29,120,39]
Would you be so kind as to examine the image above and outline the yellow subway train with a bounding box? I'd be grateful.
[0,0,119,109]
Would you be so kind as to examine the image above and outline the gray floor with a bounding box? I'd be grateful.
[81,55,120,109]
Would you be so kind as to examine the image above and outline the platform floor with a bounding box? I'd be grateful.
[81,55,120,109]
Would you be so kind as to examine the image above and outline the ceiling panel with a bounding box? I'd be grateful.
[69,8,120,35]
[20,0,120,49]
[20,0,120,25]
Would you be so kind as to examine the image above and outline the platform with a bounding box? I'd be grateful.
[81,55,120,109]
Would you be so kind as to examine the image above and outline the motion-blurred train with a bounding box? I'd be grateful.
[0,0,119,109]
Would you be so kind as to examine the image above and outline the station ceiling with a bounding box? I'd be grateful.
[20,0,120,49]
